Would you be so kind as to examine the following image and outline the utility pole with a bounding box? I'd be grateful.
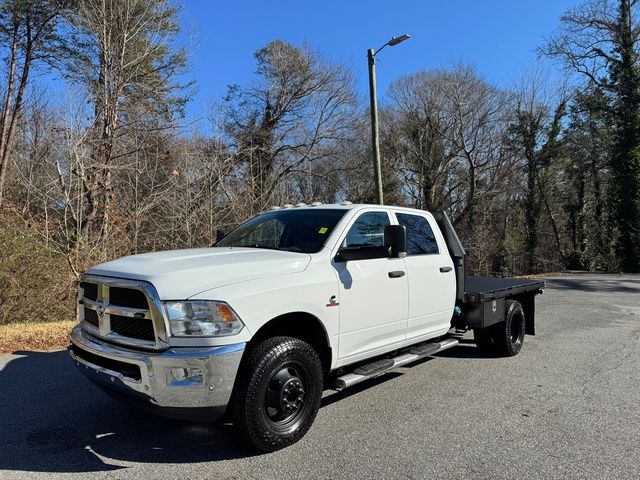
[368,48,384,205]
[367,34,410,205]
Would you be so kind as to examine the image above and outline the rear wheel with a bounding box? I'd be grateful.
[492,300,525,356]
[232,336,323,452]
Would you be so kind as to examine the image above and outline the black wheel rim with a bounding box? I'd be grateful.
[510,311,524,347]
[264,362,308,428]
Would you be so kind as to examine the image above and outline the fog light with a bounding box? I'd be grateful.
[170,368,203,385]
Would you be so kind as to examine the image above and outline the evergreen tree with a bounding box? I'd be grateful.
[545,0,640,272]
[563,88,612,270]
[607,0,640,271]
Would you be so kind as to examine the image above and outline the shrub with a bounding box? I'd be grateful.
[0,220,76,326]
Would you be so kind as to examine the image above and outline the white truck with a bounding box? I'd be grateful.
[69,203,544,451]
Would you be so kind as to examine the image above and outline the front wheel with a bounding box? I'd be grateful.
[232,336,323,452]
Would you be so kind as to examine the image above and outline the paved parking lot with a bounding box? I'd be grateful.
[1,274,639,479]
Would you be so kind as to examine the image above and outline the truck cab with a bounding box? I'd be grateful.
[69,203,543,451]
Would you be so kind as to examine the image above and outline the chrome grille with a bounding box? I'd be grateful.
[78,275,168,349]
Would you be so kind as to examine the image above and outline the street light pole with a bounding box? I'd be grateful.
[367,34,410,205]
[367,48,383,205]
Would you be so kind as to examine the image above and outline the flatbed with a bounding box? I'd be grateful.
[464,276,545,302]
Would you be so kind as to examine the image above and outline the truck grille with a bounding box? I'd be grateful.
[79,276,168,349]
[84,307,99,327]
[109,287,149,309]
[110,314,155,341]
[82,282,98,301]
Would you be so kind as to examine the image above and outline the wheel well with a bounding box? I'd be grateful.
[247,312,332,374]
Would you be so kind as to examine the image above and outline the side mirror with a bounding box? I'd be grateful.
[216,229,226,242]
[384,225,407,258]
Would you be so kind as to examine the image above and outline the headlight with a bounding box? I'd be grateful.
[164,300,244,337]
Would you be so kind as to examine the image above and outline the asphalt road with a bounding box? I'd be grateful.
[1,274,639,479]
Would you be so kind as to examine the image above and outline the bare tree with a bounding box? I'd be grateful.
[506,72,568,273]
[223,40,359,212]
[0,0,68,207]
[384,71,458,210]
[65,0,188,240]
[384,65,508,229]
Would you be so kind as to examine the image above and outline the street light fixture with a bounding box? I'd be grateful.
[385,34,411,48]
[368,34,410,205]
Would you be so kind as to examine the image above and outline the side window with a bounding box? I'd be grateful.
[344,212,390,248]
[396,213,439,255]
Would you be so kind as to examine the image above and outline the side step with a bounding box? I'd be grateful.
[334,338,459,390]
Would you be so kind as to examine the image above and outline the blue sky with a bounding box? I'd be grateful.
[174,0,578,123]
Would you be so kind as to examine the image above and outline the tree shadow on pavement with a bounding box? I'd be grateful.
[544,277,640,294]
[0,350,253,474]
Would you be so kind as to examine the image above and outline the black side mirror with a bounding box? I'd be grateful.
[216,229,226,242]
[384,225,407,258]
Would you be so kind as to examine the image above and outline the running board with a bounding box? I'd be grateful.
[334,338,459,390]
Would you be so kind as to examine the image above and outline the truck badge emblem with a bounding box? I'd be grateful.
[326,295,339,307]
[96,300,106,322]
[492,300,497,313]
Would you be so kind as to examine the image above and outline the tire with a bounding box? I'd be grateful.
[492,300,526,357]
[473,327,495,354]
[232,336,323,452]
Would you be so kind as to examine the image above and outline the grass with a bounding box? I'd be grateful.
[0,320,75,354]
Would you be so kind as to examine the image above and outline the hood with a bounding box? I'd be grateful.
[87,247,311,299]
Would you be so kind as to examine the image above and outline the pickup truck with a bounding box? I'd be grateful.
[69,203,544,451]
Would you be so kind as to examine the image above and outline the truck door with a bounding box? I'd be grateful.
[333,210,409,363]
[394,211,456,341]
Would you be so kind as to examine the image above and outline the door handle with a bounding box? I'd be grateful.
[388,270,405,278]
[439,266,453,273]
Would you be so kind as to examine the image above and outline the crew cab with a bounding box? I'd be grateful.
[69,203,544,451]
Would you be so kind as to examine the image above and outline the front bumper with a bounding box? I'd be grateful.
[69,325,245,420]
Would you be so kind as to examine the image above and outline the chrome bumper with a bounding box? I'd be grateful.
[69,325,245,419]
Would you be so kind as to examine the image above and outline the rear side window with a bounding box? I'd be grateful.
[396,213,439,255]
[345,212,390,248]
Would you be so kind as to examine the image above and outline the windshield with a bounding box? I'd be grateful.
[217,209,347,253]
